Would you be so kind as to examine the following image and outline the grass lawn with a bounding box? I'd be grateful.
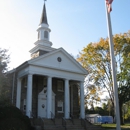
[101,123,130,130]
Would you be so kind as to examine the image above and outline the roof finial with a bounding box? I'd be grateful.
[44,0,47,3]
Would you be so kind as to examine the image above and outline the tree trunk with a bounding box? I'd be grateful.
[119,102,124,125]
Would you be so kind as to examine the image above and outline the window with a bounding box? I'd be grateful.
[57,101,63,113]
[38,32,40,40]
[24,77,27,88]
[44,31,48,38]
[57,80,63,91]
[23,99,26,111]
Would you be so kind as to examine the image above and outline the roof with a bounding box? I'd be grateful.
[28,47,88,75]
[40,3,48,25]
[9,48,88,76]
[86,114,100,118]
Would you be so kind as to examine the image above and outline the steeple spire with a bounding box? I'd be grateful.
[29,0,54,59]
[40,2,48,25]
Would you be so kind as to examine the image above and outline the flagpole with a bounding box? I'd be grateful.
[105,1,121,130]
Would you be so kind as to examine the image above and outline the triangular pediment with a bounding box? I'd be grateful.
[28,48,88,74]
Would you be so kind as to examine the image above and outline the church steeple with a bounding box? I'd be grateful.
[29,2,54,59]
[40,3,48,25]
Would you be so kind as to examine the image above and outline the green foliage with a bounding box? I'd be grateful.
[78,30,130,124]
[101,123,130,129]
[0,48,10,100]
[123,101,130,120]
[85,106,109,115]
[106,99,114,117]
[102,103,108,110]
[0,48,9,72]
[84,83,103,109]
[0,104,31,130]
[0,118,28,130]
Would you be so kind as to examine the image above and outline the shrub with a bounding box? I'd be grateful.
[0,105,31,130]
[0,118,28,130]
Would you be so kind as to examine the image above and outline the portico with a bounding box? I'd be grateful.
[16,66,86,119]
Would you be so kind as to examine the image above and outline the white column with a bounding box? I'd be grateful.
[47,76,52,119]
[26,74,33,118]
[64,79,70,119]
[16,78,21,109]
[70,85,73,114]
[80,81,85,119]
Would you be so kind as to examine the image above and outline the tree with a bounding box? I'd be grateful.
[102,103,108,110]
[84,84,102,109]
[0,48,10,100]
[123,101,130,120]
[77,31,130,124]
[107,98,114,116]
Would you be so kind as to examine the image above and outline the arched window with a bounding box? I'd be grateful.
[44,31,48,39]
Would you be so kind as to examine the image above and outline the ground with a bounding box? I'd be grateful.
[101,123,130,130]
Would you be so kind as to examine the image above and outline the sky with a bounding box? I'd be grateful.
[0,0,130,70]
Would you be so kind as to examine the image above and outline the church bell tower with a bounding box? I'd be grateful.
[30,2,54,59]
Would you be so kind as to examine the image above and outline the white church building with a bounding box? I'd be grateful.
[9,3,88,119]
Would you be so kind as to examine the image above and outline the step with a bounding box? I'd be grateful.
[43,119,55,125]
[66,126,85,129]
[44,129,65,130]
[31,118,105,130]
[44,125,64,128]
[55,118,62,125]
[34,125,42,130]
[86,126,104,130]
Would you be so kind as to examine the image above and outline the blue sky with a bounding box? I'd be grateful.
[0,0,130,69]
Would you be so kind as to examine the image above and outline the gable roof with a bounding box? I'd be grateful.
[28,47,88,75]
[9,48,88,76]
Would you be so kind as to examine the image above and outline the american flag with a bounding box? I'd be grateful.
[106,0,113,13]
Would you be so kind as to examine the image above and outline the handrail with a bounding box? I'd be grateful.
[81,118,87,130]
[50,111,55,124]
[86,117,93,124]
[69,112,74,125]
[62,117,67,130]
[29,111,44,130]
[39,117,44,130]
[29,110,35,118]
[29,110,35,129]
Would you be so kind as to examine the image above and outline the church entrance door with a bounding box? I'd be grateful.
[38,88,47,118]
[38,88,55,118]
